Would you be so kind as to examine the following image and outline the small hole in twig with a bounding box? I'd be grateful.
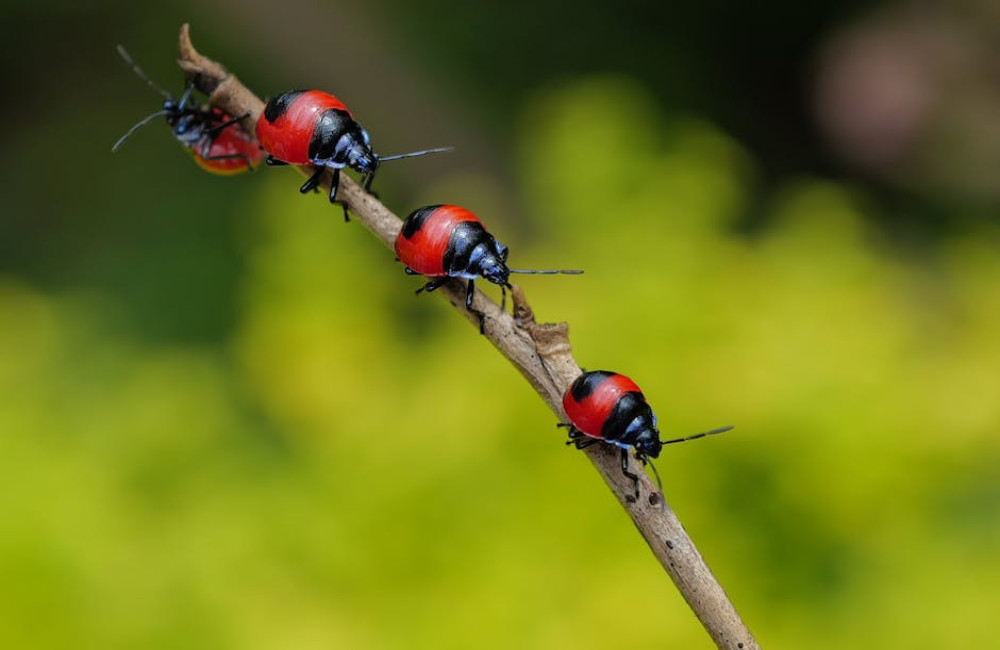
[647,491,662,507]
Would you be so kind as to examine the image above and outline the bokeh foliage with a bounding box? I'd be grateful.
[2,66,998,649]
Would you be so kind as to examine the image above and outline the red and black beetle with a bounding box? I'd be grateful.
[112,46,263,174]
[255,89,450,208]
[562,370,731,502]
[394,204,581,333]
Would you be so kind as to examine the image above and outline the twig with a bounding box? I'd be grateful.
[176,23,760,650]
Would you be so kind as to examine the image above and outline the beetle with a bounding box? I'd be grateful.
[561,370,731,502]
[112,45,263,174]
[255,89,450,210]
[394,204,581,333]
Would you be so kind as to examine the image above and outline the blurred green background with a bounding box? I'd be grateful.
[2,1,999,648]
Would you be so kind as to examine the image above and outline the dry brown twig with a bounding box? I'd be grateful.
[177,23,759,650]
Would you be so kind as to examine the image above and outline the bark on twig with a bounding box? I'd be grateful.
[177,23,759,650]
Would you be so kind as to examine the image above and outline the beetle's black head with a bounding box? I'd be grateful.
[475,239,510,287]
[346,127,378,174]
[164,83,198,125]
[628,417,662,461]
[167,106,204,146]
[162,99,181,124]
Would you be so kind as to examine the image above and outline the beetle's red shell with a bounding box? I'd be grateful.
[192,117,265,175]
[395,205,483,277]
[255,90,352,164]
[563,372,644,439]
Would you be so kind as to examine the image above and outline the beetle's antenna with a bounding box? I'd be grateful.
[508,268,584,275]
[116,45,173,100]
[112,109,170,152]
[661,425,733,446]
[377,146,454,162]
[643,427,731,509]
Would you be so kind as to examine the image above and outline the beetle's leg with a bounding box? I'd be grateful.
[465,279,486,334]
[300,167,324,193]
[416,278,450,295]
[621,448,640,503]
